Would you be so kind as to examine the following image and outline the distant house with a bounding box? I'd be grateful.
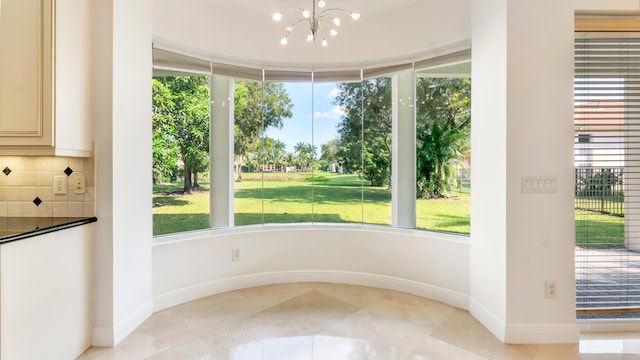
[574,101,624,168]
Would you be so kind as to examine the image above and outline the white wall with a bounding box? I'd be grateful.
[153,226,470,312]
[471,0,578,344]
[470,0,508,340]
[0,224,93,360]
[55,0,93,155]
[92,0,153,347]
[575,0,640,12]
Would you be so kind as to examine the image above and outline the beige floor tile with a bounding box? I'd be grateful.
[533,344,582,360]
[302,282,392,308]
[77,283,640,360]
[405,337,487,360]
[234,282,313,308]
[248,289,362,335]
[429,309,538,360]
[146,337,212,359]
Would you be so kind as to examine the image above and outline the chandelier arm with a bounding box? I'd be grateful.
[287,17,312,32]
[318,8,353,16]
[316,16,333,30]
[317,15,339,22]
[279,7,307,16]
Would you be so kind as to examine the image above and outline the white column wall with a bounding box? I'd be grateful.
[92,0,154,347]
[392,70,416,228]
[471,0,578,343]
[210,76,235,228]
[470,0,508,340]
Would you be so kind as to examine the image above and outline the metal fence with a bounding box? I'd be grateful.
[575,167,624,216]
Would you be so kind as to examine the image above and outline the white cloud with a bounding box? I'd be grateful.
[314,106,345,121]
[328,87,341,98]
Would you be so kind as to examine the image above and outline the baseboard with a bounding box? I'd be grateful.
[91,300,154,347]
[153,270,470,312]
[469,299,579,344]
[469,298,506,342]
[505,324,580,344]
[578,320,640,332]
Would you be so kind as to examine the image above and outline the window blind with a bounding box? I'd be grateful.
[574,37,640,315]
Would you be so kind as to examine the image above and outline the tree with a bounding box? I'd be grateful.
[415,77,471,198]
[252,136,285,171]
[294,142,317,172]
[333,77,470,195]
[152,79,179,184]
[320,139,340,172]
[234,81,293,181]
[272,139,287,171]
[334,78,392,187]
[152,76,210,193]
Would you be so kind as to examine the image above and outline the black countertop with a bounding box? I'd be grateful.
[0,217,97,244]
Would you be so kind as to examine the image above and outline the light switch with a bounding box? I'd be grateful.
[521,176,558,193]
[53,176,67,195]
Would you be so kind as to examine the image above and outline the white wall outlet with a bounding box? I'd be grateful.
[74,176,86,194]
[232,248,240,261]
[545,280,558,299]
[53,176,67,195]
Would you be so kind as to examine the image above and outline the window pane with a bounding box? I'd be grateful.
[415,77,471,234]
[233,79,265,226]
[152,76,211,236]
[312,81,362,224]
[261,82,312,223]
[362,77,392,226]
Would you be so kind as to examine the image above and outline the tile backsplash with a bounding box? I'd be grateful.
[0,156,95,217]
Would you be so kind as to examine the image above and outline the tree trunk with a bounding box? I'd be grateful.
[183,167,193,194]
[193,171,200,190]
[236,158,243,182]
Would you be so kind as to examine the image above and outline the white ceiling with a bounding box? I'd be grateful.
[152,0,471,70]
[205,0,425,16]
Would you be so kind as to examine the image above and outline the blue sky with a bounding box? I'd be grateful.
[264,82,343,153]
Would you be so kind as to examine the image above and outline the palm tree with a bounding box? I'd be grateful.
[294,142,317,172]
[272,139,287,171]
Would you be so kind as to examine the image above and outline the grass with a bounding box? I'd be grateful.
[152,171,470,236]
[233,173,392,226]
[575,209,624,248]
[153,172,625,249]
[417,193,470,234]
[153,185,210,235]
[575,196,624,217]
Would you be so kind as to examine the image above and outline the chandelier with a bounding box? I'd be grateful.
[272,0,360,47]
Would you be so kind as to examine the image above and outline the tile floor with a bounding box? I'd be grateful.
[78,283,640,360]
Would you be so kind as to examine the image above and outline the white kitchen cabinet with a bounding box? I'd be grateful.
[0,0,93,157]
[0,224,94,359]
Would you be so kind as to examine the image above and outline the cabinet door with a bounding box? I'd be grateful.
[0,0,53,146]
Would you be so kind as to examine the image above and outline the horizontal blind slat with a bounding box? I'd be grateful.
[574,37,640,314]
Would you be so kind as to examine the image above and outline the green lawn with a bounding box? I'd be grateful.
[153,171,470,236]
[152,172,624,249]
[152,183,210,236]
[575,209,624,248]
[417,193,470,234]
[575,196,624,217]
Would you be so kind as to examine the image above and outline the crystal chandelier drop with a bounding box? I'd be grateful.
[272,0,360,47]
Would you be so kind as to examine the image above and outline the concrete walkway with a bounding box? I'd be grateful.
[576,247,640,318]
